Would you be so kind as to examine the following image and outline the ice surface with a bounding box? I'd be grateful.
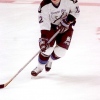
[0,1,100,100]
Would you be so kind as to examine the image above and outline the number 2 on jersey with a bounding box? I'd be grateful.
[39,16,43,23]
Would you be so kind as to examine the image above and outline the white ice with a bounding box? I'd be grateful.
[0,1,100,100]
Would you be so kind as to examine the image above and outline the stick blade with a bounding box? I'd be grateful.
[0,84,5,89]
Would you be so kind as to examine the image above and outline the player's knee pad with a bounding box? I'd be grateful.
[43,47,54,56]
[54,46,66,57]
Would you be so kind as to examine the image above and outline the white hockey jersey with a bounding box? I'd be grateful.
[38,0,80,31]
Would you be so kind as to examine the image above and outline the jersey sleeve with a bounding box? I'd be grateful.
[69,0,80,18]
[38,4,51,31]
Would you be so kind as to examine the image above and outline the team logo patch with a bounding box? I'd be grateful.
[64,36,71,45]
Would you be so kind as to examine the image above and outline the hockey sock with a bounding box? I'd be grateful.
[38,52,50,63]
[50,51,60,61]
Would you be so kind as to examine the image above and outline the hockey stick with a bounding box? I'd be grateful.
[0,30,60,89]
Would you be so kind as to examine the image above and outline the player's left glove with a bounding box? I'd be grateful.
[58,19,70,33]
[57,14,76,33]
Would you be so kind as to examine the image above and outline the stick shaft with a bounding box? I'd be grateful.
[0,30,60,88]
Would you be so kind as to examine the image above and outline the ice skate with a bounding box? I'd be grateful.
[31,67,42,76]
[45,61,52,72]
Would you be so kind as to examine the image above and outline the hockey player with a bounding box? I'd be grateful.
[31,0,80,76]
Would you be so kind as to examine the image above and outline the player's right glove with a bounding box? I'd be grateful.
[39,38,49,52]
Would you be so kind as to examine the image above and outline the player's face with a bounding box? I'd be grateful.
[51,0,61,5]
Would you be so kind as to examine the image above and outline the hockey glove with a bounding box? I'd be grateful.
[57,14,76,33]
[39,38,49,52]
[58,19,70,33]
